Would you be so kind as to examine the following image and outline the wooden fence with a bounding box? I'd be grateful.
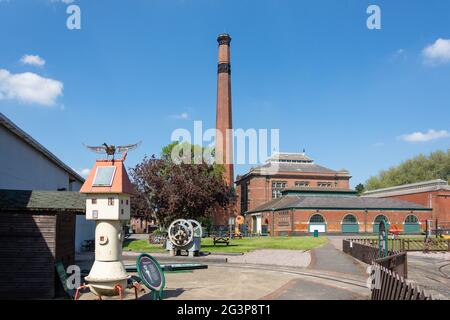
[347,237,450,252]
[370,264,434,300]
[343,239,437,300]
[342,239,379,264]
[375,252,407,278]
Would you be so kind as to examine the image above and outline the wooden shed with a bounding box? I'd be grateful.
[0,190,85,299]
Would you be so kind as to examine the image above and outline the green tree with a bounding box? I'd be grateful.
[355,183,365,195]
[130,142,235,228]
[365,149,450,190]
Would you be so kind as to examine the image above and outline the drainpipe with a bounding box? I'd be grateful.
[365,210,368,233]
[272,208,275,237]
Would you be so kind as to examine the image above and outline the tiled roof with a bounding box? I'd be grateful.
[268,152,313,162]
[0,189,86,212]
[235,152,350,182]
[80,158,135,195]
[247,194,431,213]
[363,179,450,197]
[282,188,357,195]
[259,162,340,173]
[0,112,84,183]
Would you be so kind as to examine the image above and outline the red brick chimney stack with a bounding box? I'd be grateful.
[215,33,234,186]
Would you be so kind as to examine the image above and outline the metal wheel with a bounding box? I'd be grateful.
[168,219,194,247]
[188,219,203,238]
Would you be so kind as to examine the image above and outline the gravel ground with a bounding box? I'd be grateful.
[220,249,311,267]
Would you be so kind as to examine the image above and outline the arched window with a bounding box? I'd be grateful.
[309,214,325,223]
[374,215,388,224]
[343,214,357,224]
[405,215,418,223]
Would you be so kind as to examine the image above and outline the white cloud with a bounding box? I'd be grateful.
[0,69,63,106]
[398,129,450,143]
[76,168,90,178]
[423,38,450,64]
[20,54,46,67]
[171,112,189,119]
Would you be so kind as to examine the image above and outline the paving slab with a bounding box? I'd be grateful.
[262,278,367,300]
[309,243,367,276]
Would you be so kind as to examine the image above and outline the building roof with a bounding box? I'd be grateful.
[0,189,86,212]
[236,152,351,182]
[267,152,314,163]
[247,190,431,214]
[363,179,450,198]
[281,188,358,196]
[0,112,84,183]
[80,157,135,195]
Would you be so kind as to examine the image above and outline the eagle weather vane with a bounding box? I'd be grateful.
[83,141,141,160]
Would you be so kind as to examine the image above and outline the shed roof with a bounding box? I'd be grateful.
[0,189,86,212]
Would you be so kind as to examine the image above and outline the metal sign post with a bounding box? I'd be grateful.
[378,219,389,258]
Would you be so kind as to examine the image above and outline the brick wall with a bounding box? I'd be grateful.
[237,173,351,215]
[247,209,432,236]
[377,190,450,227]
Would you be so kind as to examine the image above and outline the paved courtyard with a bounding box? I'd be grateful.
[76,235,450,300]
[77,237,371,300]
[407,252,450,299]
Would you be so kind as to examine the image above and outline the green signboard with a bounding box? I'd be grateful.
[137,253,165,300]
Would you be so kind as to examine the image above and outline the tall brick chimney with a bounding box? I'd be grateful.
[215,33,234,186]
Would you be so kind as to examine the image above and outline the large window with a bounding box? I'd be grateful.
[309,214,325,223]
[318,182,332,188]
[343,214,357,223]
[295,181,310,187]
[374,215,388,224]
[405,215,418,223]
[272,181,287,188]
[272,189,282,199]
[272,181,287,199]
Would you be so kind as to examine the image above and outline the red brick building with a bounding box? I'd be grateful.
[245,188,432,235]
[363,179,450,229]
[129,215,157,234]
[235,152,351,215]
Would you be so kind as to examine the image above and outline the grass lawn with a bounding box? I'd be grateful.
[123,236,328,254]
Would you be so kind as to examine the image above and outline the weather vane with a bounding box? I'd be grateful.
[83,141,141,160]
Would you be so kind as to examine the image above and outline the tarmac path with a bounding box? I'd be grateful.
[77,237,372,300]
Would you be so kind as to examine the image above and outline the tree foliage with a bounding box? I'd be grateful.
[355,183,365,195]
[365,149,450,190]
[130,142,236,228]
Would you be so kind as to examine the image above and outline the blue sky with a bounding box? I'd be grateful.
[0,0,449,187]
